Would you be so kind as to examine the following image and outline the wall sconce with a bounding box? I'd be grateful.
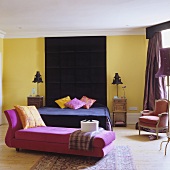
[112,73,123,97]
[32,71,43,96]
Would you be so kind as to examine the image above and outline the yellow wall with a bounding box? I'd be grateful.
[2,36,148,123]
[107,35,148,112]
[0,38,3,124]
[0,38,3,71]
[3,38,45,123]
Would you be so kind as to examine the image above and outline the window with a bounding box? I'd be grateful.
[162,29,170,48]
[161,29,170,100]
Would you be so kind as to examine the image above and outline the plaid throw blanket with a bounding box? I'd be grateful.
[69,128,103,151]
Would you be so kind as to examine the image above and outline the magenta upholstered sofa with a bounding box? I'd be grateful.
[4,109,116,157]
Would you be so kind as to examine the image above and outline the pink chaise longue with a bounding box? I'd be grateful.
[4,109,116,158]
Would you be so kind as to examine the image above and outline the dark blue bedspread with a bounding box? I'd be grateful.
[38,104,112,130]
[39,107,109,116]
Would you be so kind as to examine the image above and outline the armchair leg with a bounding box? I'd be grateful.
[165,141,169,155]
[139,125,141,135]
[160,140,167,151]
[159,138,170,155]
[156,129,159,139]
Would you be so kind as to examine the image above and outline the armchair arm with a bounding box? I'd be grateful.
[157,112,168,127]
[141,110,154,116]
[158,112,168,117]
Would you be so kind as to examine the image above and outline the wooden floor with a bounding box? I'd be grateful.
[1,124,170,170]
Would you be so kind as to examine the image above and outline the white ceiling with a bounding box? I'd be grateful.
[0,0,170,38]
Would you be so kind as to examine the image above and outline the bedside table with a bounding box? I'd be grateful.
[112,98,127,127]
[27,96,43,109]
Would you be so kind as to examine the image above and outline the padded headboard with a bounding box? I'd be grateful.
[45,36,107,107]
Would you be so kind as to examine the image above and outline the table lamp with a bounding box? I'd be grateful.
[32,71,43,96]
[112,73,123,97]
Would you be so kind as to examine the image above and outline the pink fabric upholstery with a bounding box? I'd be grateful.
[93,130,115,148]
[4,109,116,157]
[15,127,115,148]
[138,99,168,139]
[139,116,159,125]
[141,100,168,117]
[15,127,77,144]
[4,109,22,147]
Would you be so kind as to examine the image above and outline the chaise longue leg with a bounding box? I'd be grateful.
[16,148,19,151]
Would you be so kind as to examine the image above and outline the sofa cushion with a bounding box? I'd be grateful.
[55,96,71,109]
[15,127,115,148]
[80,96,96,109]
[14,105,46,129]
[65,98,86,109]
[15,127,77,144]
[139,116,159,125]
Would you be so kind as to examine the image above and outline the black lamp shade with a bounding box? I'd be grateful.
[32,71,43,83]
[112,73,123,84]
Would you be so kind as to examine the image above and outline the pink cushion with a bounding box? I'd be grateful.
[139,116,159,125]
[80,96,96,109]
[65,98,86,109]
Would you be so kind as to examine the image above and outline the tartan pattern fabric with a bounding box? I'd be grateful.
[69,128,103,151]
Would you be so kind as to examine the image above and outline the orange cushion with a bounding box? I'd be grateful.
[80,96,96,109]
[14,105,46,129]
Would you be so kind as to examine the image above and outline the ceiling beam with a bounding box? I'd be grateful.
[146,20,170,39]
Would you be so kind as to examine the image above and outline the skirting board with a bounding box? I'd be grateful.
[110,112,140,125]
[127,113,140,125]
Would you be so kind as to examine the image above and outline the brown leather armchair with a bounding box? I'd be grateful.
[139,99,168,139]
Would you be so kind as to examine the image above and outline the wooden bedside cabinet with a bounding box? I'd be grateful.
[112,98,127,127]
[27,96,43,109]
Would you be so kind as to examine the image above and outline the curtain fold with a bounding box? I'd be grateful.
[143,32,166,110]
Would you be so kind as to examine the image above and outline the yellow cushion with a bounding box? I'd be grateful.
[14,105,46,129]
[55,96,71,109]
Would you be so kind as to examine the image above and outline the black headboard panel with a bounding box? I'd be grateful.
[45,36,106,107]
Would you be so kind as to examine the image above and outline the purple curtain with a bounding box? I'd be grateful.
[143,32,166,110]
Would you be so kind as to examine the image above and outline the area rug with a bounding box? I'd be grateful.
[31,145,136,170]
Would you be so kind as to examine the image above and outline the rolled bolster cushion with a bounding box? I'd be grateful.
[81,120,99,132]
[93,130,116,148]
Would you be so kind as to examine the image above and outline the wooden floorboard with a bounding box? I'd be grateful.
[0,124,170,170]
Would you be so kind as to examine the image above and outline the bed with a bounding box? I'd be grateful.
[38,103,112,130]
[42,37,112,130]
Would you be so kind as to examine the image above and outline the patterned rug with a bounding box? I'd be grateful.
[31,145,136,170]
